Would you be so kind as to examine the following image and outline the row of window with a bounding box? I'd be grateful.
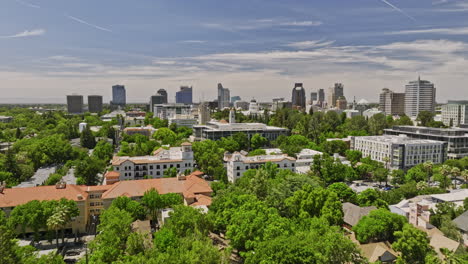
[118,163,192,171]
[89,194,102,199]
[234,163,295,170]
[89,202,103,207]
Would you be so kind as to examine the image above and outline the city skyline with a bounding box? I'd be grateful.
[1,0,468,103]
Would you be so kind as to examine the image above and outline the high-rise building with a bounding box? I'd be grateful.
[310,92,318,102]
[441,100,468,127]
[379,88,405,116]
[327,83,344,108]
[291,83,306,109]
[217,83,231,109]
[112,85,126,106]
[198,102,211,125]
[404,77,436,118]
[149,94,165,112]
[67,95,84,114]
[88,95,103,113]
[336,96,348,110]
[176,86,193,104]
[231,96,241,104]
[318,89,325,103]
[157,89,168,104]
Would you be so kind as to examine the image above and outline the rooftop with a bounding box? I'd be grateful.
[430,189,468,203]
[353,135,445,145]
[195,121,288,132]
[342,202,377,227]
[225,152,295,163]
[112,146,189,165]
[453,210,468,232]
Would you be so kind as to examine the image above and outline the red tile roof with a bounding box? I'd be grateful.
[0,185,87,208]
[101,172,211,200]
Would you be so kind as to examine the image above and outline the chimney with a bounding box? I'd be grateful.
[55,181,66,189]
[177,173,186,181]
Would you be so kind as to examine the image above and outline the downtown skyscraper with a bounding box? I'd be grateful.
[112,85,126,106]
[217,83,230,109]
[291,83,306,109]
[404,77,436,118]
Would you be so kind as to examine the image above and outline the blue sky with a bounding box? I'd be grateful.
[1,0,468,103]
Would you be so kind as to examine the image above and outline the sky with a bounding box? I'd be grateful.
[1,0,468,104]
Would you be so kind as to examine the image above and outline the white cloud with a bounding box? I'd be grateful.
[387,27,468,35]
[2,39,468,103]
[181,40,206,44]
[280,21,323,26]
[201,19,322,31]
[0,29,45,39]
[285,40,335,49]
[14,0,40,8]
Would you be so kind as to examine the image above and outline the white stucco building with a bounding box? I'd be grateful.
[225,152,296,182]
[111,143,194,180]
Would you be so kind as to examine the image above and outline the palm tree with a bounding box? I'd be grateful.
[462,170,468,185]
[46,204,69,248]
[422,161,433,184]
[439,165,452,189]
[451,167,461,189]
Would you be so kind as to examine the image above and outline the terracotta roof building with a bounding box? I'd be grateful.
[0,172,211,234]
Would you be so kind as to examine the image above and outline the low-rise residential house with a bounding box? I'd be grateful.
[390,190,468,229]
[225,152,296,182]
[359,242,398,263]
[342,202,377,229]
[111,143,194,181]
[453,210,468,247]
[0,172,212,234]
[124,116,145,127]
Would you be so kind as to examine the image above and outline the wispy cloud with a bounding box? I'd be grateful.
[285,40,335,49]
[66,15,112,32]
[0,29,45,39]
[386,27,468,35]
[201,19,323,32]
[181,40,206,44]
[14,0,40,8]
[280,21,323,27]
[379,0,417,21]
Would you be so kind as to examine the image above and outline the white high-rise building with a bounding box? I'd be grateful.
[217,83,231,109]
[404,77,436,118]
[441,100,468,127]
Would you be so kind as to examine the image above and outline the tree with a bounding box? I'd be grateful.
[405,164,427,183]
[47,204,70,248]
[232,132,249,150]
[165,205,211,237]
[75,156,104,185]
[218,137,240,152]
[391,169,406,185]
[250,133,268,150]
[368,113,388,135]
[392,224,434,264]
[92,140,114,161]
[357,188,388,208]
[192,140,225,180]
[345,150,362,165]
[327,182,357,203]
[141,188,163,222]
[353,209,406,243]
[417,111,435,127]
[439,216,462,241]
[373,167,389,185]
[163,167,178,178]
[111,196,146,220]
[245,221,365,264]
[227,199,292,252]
[0,210,21,264]
[80,125,96,149]
[88,207,133,263]
[423,161,434,184]
[451,167,461,188]
[153,128,177,145]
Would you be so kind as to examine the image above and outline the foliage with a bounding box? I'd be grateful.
[392,224,434,264]
[74,156,105,185]
[247,149,266,156]
[245,219,365,264]
[111,196,147,220]
[80,125,96,149]
[153,128,177,145]
[192,140,225,180]
[353,208,407,243]
[250,133,268,150]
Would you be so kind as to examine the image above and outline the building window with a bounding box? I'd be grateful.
[163,165,167,169]
[236,166,240,170]
[150,165,153,169]
[170,164,174,168]
[90,202,95,206]
[177,164,180,168]
[157,165,160,169]
[157,171,160,176]
[284,164,287,167]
